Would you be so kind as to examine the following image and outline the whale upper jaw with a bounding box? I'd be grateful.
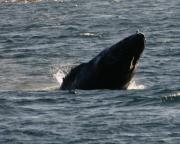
[97,32,145,71]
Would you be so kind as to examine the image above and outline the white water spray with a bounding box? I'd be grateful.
[128,80,145,90]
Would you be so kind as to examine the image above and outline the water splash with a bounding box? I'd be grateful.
[53,69,65,86]
[51,64,74,86]
[128,80,145,90]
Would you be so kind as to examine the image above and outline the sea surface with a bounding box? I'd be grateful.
[0,0,180,143]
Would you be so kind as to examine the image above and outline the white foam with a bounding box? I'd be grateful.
[14,82,60,92]
[53,69,65,86]
[128,80,145,90]
[170,92,180,97]
[80,32,95,37]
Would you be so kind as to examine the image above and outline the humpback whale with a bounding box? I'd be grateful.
[60,32,145,90]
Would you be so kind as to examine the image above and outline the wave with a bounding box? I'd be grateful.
[161,92,180,104]
[0,0,64,3]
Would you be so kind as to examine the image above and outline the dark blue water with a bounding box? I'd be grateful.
[0,0,180,143]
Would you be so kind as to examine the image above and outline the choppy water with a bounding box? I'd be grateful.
[0,0,180,143]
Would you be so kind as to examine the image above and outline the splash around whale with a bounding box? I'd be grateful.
[60,32,145,90]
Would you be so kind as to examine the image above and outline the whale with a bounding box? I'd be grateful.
[60,32,145,90]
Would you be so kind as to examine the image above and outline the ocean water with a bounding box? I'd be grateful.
[0,0,180,143]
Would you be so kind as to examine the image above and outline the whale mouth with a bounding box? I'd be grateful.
[127,32,145,71]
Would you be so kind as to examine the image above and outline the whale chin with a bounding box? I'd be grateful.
[60,32,145,90]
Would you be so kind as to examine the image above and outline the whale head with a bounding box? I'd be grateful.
[95,32,145,89]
